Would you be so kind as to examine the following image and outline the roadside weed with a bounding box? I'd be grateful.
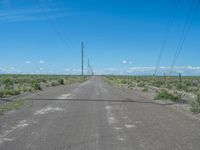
[191,93,200,113]
[0,99,24,115]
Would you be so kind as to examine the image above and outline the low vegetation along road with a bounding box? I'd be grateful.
[0,76,200,150]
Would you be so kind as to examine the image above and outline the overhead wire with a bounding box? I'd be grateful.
[169,0,200,75]
[154,0,180,76]
[36,0,72,50]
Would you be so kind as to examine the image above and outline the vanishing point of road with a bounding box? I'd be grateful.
[0,77,200,150]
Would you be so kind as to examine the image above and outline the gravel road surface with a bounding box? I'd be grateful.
[0,77,200,150]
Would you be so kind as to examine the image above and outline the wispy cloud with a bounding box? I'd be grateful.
[127,66,200,75]
[122,60,127,64]
[0,7,75,22]
[38,60,45,64]
[122,60,133,65]
[64,68,70,72]
[25,61,31,64]
[0,66,22,74]
[1,66,200,75]
[93,66,200,76]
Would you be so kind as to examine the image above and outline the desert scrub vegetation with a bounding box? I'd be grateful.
[142,86,149,92]
[154,89,182,102]
[0,75,88,98]
[191,93,200,114]
[103,76,135,87]
[31,80,42,90]
[104,75,200,95]
[0,99,24,115]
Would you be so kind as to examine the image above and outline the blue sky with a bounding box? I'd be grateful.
[0,0,200,75]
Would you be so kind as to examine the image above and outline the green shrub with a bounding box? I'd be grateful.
[154,89,180,102]
[21,87,32,92]
[0,90,4,97]
[165,84,172,89]
[58,78,65,85]
[128,83,135,89]
[137,82,146,87]
[3,78,14,89]
[0,89,20,97]
[51,82,58,86]
[0,99,24,115]
[9,89,20,95]
[31,81,42,90]
[151,80,164,87]
[142,86,148,92]
[120,80,129,84]
[191,93,200,113]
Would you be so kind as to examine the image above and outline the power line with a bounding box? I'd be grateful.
[169,0,200,75]
[47,0,74,46]
[154,0,180,76]
[36,0,72,50]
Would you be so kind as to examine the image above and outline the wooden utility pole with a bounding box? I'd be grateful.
[81,42,84,76]
[179,73,182,89]
[179,73,182,83]
[87,58,90,75]
[164,73,166,82]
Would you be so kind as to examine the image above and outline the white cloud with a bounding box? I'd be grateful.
[25,61,31,64]
[127,66,200,75]
[122,60,133,65]
[10,66,15,70]
[39,60,45,64]
[1,65,200,75]
[0,7,76,22]
[92,66,200,75]
[107,68,119,71]
[72,69,81,72]
[65,68,70,72]
[122,60,127,64]
[0,66,22,74]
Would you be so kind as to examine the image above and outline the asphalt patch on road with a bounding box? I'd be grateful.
[0,98,174,106]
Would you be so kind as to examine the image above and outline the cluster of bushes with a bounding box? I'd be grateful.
[0,89,20,97]
[137,82,146,87]
[104,76,200,114]
[142,86,149,92]
[0,75,88,98]
[150,79,165,88]
[31,81,42,90]
[105,75,200,95]
[0,99,24,115]
[154,89,182,102]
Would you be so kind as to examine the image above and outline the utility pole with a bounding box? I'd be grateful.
[87,58,90,75]
[81,41,84,76]
[179,73,182,83]
[164,73,166,82]
[179,73,182,89]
